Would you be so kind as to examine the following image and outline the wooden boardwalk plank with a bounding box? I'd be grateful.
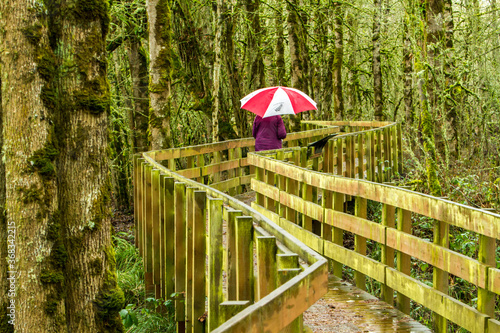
[303,275,432,333]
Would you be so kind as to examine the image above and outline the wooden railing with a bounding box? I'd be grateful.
[248,122,500,333]
[132,123,354,332]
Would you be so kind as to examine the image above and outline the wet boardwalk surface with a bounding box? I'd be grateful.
[303,275,432,333]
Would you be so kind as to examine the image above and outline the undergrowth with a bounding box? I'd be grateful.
[114,232,175,332]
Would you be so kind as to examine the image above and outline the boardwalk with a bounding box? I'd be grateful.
[304,275,431,333]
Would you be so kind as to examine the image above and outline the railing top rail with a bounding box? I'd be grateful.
[248,151,500,240]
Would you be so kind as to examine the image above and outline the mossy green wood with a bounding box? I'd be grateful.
[321,189,333,243]
[357,133,364,179]
[185,187,195,331]
[386,268,489,333]
[228,148,236,196]
[433,216,449,333]
[325,207,385,244]
[255,166,265,206]
[478,234,496,318]
[265,167,276,212]
[489,268,500,294]
[192,191,207,333]
[324,241,385,283]
[210,177,242,193]
[488,319,500,333]
[197,153,205,184]
[367,131,375,181]
[151,169,161,287]
[174,182,187,326]
[376,130,383,182]
[213,151,222,184]
[383,127,391,181]
[236,217,254,302]
[381,204,395,304]
[208,198,223,331]
[256,236,277,301]
[277,150,286,217]
[354,197,367,291]
[144,164,154,297]
[277,267,303,333]
[396,208,411,315]
[136,159,146,254]
[162,176,175,301]
[219,301,251,325]
[133,156,141,249]
[336,137,343,176]
[396,123,403,174]
[391,126,398,177]
[227,210,242,300]
[277,254,300,270]
[332,191,344,277]
[387,228,489,287]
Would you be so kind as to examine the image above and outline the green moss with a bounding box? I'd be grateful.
[28,142,59,178]
[45,293,61,315]
[17,185,42,204]
[47,211,61,241]
[51,240,68,269]
[40,84,57,110]
[37,50,57,82]
[22,22,43,45]
[94,269,125,333]
[90,258,103,275]
[0,301,15,333]
[74,0,110,36]
[87,179,111,231]
[73,79,110,114]
[40,269,64,284]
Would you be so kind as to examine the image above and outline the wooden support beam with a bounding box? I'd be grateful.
[381,203,395,305]
[174,182,186,330]
[144,164,154,298]
[433,217,449,333]
[185,187,195,332]
[396,208,411,315]
[236,216,255,302]
[192,191,207,333]
[208,198,223,332]
[256,236,277,301]
[354,197,367,291]
[227,210,242,300]
[160,175,175,301]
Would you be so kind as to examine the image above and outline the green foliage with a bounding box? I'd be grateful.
[114,232,175,332]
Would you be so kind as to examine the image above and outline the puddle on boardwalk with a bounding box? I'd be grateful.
[303,275,431,333]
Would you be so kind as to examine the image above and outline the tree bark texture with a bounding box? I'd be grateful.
[333,1,345,120]
[373,0,384,120]
[0,0,124,331]
[148,0,173,150]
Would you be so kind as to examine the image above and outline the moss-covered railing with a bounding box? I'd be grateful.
[133,123,367,332]
[249,124,500,333]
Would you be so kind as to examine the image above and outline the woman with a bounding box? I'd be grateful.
[252,115,287,151]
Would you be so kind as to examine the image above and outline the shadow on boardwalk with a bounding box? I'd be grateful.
[303,275,431,333]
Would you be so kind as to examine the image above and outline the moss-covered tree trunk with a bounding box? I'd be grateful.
[333,0,345,120]
[0,0,64,330]
[212,0,223,142]
[244,0,266,93]
[373,0,384,120]
[56,0,124,331]
[127,37,150,152]
[287,0,304,131]
[147,0,173,150]
[1,0,124,332]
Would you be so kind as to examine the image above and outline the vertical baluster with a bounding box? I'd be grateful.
[151,169,161,298]
[277,150,285,217]
[256,236,277,301]
[235,147,243,194]
[185,187,195,332]
[144,164,155,297]
[391,126,398,177]
[396,208,411,314]
[192,191,207,333]
[265,160,276,213]
[433,217,449,332]
[236,216,254,302]
[354,196,367,290]
[381,203,395,305]
[227,210,242,300]
[397,123,403,174]
[478,234,496,319]
[161,176,175,301]
[277,254,303,333]
[136,158,145,254]
[228,148,236,196]
[376,130,383,183]
[197,153,205,184]
[384,127,392,180]
[208,198,223,331]
[255,165,265,207]
[357,133,364,179]
[174,182,186,331]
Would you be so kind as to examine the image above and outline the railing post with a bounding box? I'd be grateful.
[208,198,223,332]
[332,191,344,277]
[235,147,243,194]
[277,254,303,333]
[174,182,187,331]
[301,147,312,231]
[161,175,175,302]
[381,203,395,305]
[236,216,254,302]
[336,137,343,177]
[384,127,392,181]
[256,165,265,207]
[144,164,155,297]
[197,153,205,184]
[136,158,145,254]
[396,208,411,314]
[227,210,242,300]
[277,150,286,217]
[228,148,236,196]
[256,236,277,301]
[397,122,403,174]
[192,191,207,333]
[185,187,195,332]
[433,218,449,333]
[376,130,383,182]
[367,132,375,182]
[151,169,161,299]
[265,158,276,213]
[357,133,365,179]
[478,235,496,318]
[391,125,398,177]
[354,196,367,290]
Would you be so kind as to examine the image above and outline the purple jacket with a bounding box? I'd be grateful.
[252,115,287,151]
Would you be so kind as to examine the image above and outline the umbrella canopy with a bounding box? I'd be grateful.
[240,86,317,118]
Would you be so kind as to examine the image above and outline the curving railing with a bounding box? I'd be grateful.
[133,123,354,332]
[249,122,500,333]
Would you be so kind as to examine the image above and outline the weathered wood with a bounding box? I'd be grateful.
[220,301,251,324]
[433,217,449,333]
[174,182,187,327]
[236,216,254,302]
[151,169,161,290]
[396,208,411,315]
[192,191,207,333]
[354,197,367,291]
[144,164,154,297]
[366,132,375,181]
[227,209,242,300]
[381,204,395,305]
[478,234,496,318]
[256,236,277,300]
[208,198,223,331]
[185,187,195,331]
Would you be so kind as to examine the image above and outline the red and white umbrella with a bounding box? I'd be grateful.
[240,86,317,118]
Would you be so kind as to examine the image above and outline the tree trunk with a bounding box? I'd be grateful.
[373,0,384,120]
[333,1,345,120]
[287,0,304,131]
[0,1,63,330]
[244,0,266,93]
[148,0,174,150]
[212,0,223,142]
[127,37,150,152]
[1,0,124,331]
